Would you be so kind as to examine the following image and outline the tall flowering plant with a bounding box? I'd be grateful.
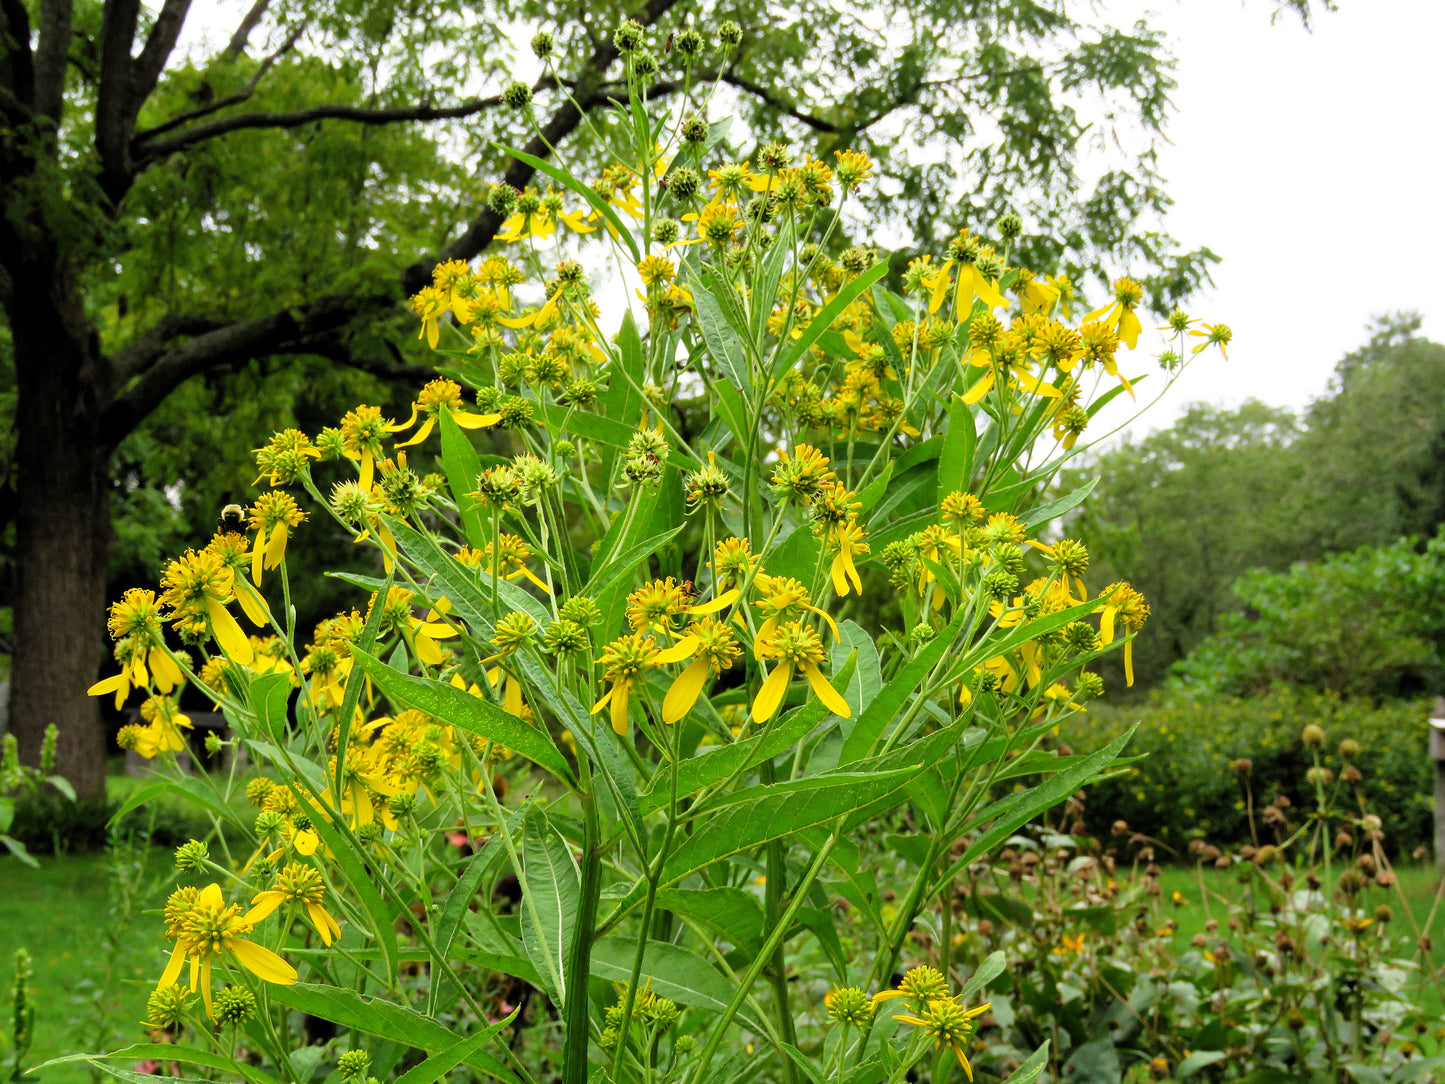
[72,18,1224,1084]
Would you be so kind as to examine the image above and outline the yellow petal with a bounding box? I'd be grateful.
[229,937,298,985]
[610,680,631,736]
[802,662,851,718]
[505,675,523,717]
[1099,606,1117,645]
[1118,308,1142,350]
[962,369,995,405]
[294,830,318,856]
[243,893,284,926]
[87,672,126,698]
[359,450,374,492]
[591,685,615,716]
[414,630,445,667]
[453,411,502,429]
[206,598,254,664]
[251,525,266,585]
[653,635,700,665]
[265,521,288,570]
[751,662,792,723]
[663,657,711,724]
[686,588,740,615]
[396,415,437,448]
[235,578,270,628]
[150,647,184,692]
[1124,641,1135,687]
[157,940,188,990]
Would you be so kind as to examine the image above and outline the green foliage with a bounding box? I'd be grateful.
[1064,401,1303,691]
[1173,532,1445,698]
[1066,315,1445,691]
[1060,687,1435,854]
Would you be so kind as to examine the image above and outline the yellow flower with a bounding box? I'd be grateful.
[695,200,739,247]
[88,590,184,707]
[159,549,254,664]
[752,574,840,648]
[338,404,406,490]
[1096,581,1149,686]
[592,633,662,736]
[1189,321,1232,360]
[1084,277,1144,350]
[659,616,742,724]
[1052,932,1086,955]
[497,189,554,243]
[157,883,297,1019]
[751,619,851,723]
[873,965,951,1007]
[637,254,677,285]
[892,997,991,1081]
[244,862,343,946]
[393,379,502,448]
[409,286,448,349]
[247,491,306,586]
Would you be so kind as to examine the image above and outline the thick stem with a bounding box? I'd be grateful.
[562,763,603,1084]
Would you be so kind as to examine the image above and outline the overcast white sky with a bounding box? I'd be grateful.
[1091,0,1445,442]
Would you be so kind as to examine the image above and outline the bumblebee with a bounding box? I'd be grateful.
[218,504,247,535]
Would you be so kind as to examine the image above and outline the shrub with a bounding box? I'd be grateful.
[1061,687,1435,854]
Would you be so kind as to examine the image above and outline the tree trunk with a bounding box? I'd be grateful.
[7,271,113,801]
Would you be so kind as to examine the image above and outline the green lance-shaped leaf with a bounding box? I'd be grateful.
[590,938,768,1034]
[437,409,488,549]
[267,984,518,1083]
[350,647,575,787]
[771,259,890,383]
[692,274,753,393]
[519,808,581,1008]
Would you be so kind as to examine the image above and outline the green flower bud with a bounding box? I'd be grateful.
[501,80,533,109]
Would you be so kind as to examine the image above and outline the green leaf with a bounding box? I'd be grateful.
[519,808,580,1007]
[1019,475,1099,529]
[249,670,291,742]
[793,906,849,982]
[394,1015,519,1084]
[107,774,238,830]
[753,215,794,344]
[590,938,767,1034]
[773,260,890,382]
[496,143,638,261]
[86,1045,279,1084]
[304,801,400,985]
[937,395,977,493]
[1005,1041,1051,1084]
[438,409,488,548]
[0,833,36,866]
[839,607,968,764]
[777,1043,828,1084]
[692,276,752,393]
[656,887,765,952]
[657,767,921,888]
[857,460,895,513]
[429,839,509,1014]
[1176,1051,1227,1078]
[351,646,574,786]
[585,525,684,599]
[832,622,881,716]
[637,655,857,815]
[957,950,1005,1000]
[268,983,518,1083]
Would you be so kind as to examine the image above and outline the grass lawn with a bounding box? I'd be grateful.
[0,847,176,1084]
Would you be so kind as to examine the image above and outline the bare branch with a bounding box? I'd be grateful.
[285,335,432,383]
[223,0,271,59]
[132,22,304,144]
[108,312,226,386]
[129,0,190,116]
[720,71,843,134]
[133,94,502,161]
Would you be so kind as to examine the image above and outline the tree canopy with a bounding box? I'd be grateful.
[1,0,1325,792]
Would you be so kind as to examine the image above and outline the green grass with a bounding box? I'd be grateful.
[0,848,176,1084]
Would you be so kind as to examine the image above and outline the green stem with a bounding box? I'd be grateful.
[563,761,602,1084]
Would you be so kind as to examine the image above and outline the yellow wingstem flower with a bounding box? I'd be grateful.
[592,632,662,737]
[891,997,991,1082]
[751,619,851,723]
[244,862,343,946]
[752,574,839,649]
[394,379,502,448]
[1084,277,1144,350]
[157,883,297,1019]
[247,491,306,586]
[339,404,405,491]
[1096,581,1149,686]
[158,549,254,665]
[659,616,742,724]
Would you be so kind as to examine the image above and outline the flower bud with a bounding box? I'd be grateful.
[716,20,743,48]
[530,30,555,59]
[1301,723,1325,748]
[501,80,533,109]
[1338,738,1361,760]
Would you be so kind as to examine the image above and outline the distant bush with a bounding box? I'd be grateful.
[1171,531,1445,699]
[1061,686,1435,855]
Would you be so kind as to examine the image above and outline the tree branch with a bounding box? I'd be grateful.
[223,0,271,59]
[107,0,686,442]
[108,312,226,386]
[33,0,72,123]
[133,94,503,161]
[286,335,433,383]
[129,0,191,121]
[720,71,843,134]
[95,0,140,197]
[131,21,304,144]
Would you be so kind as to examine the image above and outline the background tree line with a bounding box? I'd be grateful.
[1066,313,1445,696]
